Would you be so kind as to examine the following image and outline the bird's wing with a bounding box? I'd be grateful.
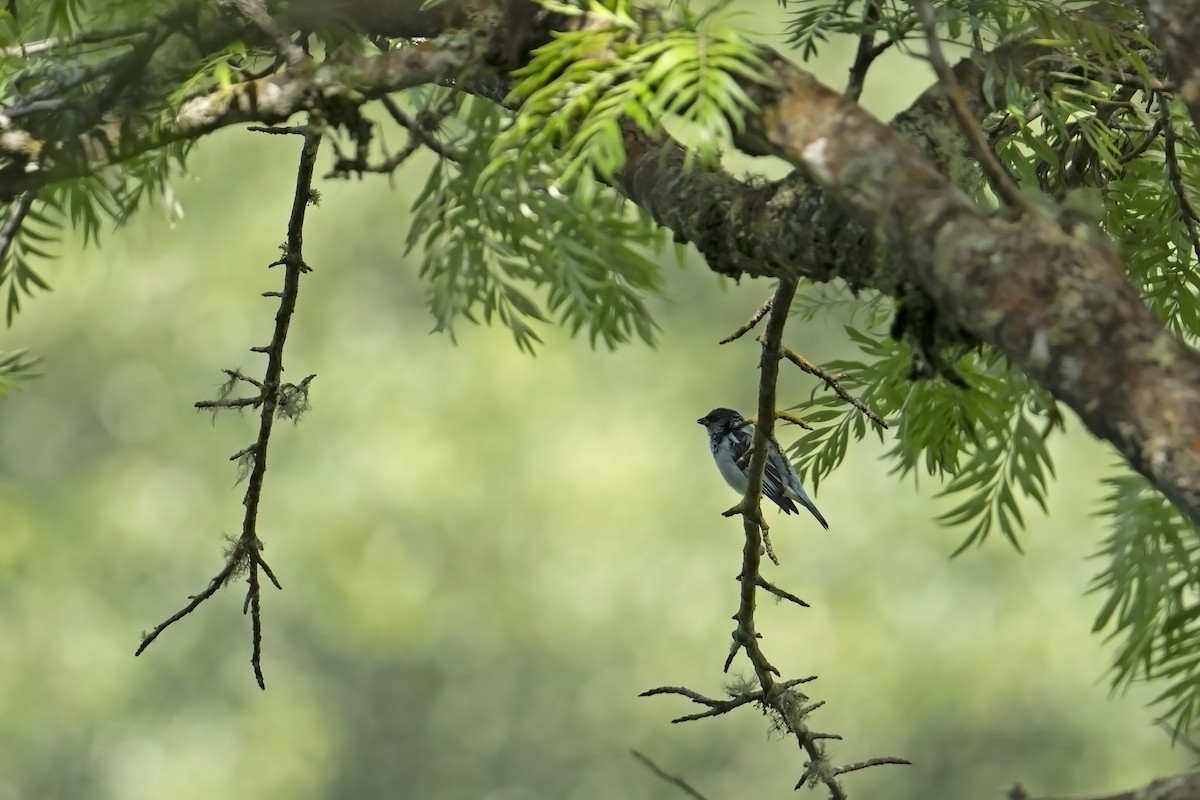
[731,426,799,515]
[724,425,751,461]
[763,446,800,515]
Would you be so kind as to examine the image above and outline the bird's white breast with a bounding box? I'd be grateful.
[712,434,750,493]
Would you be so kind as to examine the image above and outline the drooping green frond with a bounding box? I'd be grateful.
[781,0,859,57]
[407,94,666,353]
[0,0,206,322]
[1092,473,1200,733]
[787,321,906,493]
[933,376,1060,554]
[20,0,90,38]
[0,195,61,323]
[0,142,192,324]
[785,302,1059,553]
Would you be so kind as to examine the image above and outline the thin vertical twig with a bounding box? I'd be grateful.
[136,126,321,689]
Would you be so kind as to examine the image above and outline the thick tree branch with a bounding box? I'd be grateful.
[0,25,484,200]
[611,37,1062,286]
[722,49,1200,527]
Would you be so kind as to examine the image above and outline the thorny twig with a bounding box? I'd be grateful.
[1115,115,1165,165]
[723,276,793,668]
[640,678,816,724]
[135,125,322,689]
[194,367,315,416]
[721,500,778,566]
[775,409,814,431]
[829,757,914,779]
[379,96,464,164]
[630,750,712,800]
[729,278,846,788]
[757,575,809,608]
[724,293,886,431]
[648,279,909,796]
[915,0,1030,214]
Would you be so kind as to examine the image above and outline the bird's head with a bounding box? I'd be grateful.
[697,407,744,433]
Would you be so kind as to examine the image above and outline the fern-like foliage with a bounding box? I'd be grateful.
[786,304,1059,555]
[1093,475,1200,733]
[0,142,191,324]
[407,0,771,351]
[0,0,203,325]
[406,93,666,352]
[783,0,920,59]
[499,0,770,180]
[0,195,58,323]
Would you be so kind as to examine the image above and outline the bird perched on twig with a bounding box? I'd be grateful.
[697,407,829,529]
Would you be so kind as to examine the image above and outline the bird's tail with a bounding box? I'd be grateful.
[798,497,830,530]
[789,484,830,530]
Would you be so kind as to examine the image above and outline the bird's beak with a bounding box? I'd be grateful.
[696,417,706,425]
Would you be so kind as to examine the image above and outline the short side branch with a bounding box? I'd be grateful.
[768,338,888,430]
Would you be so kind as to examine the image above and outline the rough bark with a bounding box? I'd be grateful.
[731,52,1200,527]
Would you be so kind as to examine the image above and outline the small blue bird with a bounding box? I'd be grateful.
[697,407,829,529]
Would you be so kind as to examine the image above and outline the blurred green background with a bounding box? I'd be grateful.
[0,19,1191,800]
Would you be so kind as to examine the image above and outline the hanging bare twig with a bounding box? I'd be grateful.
[136,125,322,689]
